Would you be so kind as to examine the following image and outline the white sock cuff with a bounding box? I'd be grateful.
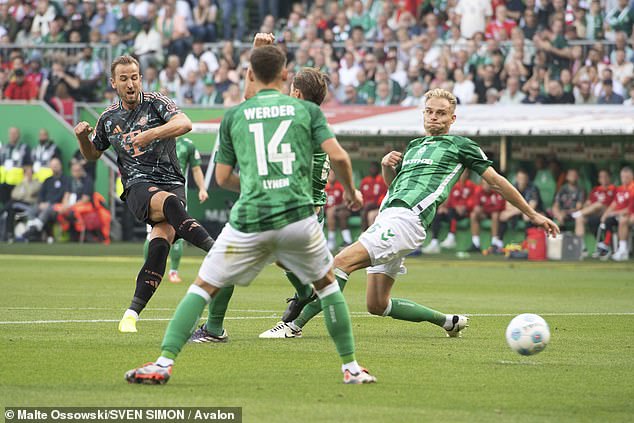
[187,284,212,303]
[382,299,392,317]
[334,268,349,281]
[316,282,341,299]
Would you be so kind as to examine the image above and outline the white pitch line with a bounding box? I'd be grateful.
[0,312,633,325]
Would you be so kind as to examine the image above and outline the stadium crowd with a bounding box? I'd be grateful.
[0,0,634,107]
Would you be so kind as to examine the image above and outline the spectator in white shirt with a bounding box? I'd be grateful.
[499,76,525,104]
[455,0,492,39]
[452,68,476,104]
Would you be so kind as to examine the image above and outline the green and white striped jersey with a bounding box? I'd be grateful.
[383,134,492,228]
[215,89,334,233]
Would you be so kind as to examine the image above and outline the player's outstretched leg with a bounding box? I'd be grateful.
[259,268,349,338]
[189,285,234,343]
[367,272,469,337]
[315,280,376,384]
[161,195,214,252]
[119,236,171,333]
[168,239,184,283]
[125,282,212,384]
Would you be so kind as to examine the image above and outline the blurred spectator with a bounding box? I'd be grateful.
[130,0,151,21]
[24,157,70,243]
[222,0,246,41]
[74,46,103,102]
[606,0,633,37]
[0,165,41,242]
[157,0,191,63]
[50,82,75,126]
[470,178,506,253]
[475,64,502,104]
[611,49,633,88]
[180,71,204,105]
[0,3,19,42]
[401,80,425,106]
[624,86,634,105]
[56,161,95,242]
[498,169,542,243]
[190,0,217,42]
[595,167,634,259]
[142,65,161,92]
[108,32,130,59]
[574,80,598,104]
[342,84,363,104]
[41,15,66,43]
[572,169,615,252]
[222,83,241,107]
[359,162,387,231]
[598,79,624,104]
[0,127,32,204]
[181,40,219,78]
[455,0,493,39]
[134,19,164,71]
[485,5,516,40]
[586,0,605,40]
[116,2,141,46]
[31,0,56,38]
[521,80,545,104]
[159,55,183,103]
[4,68,38,100]
[25,58,46,94]
[499,76,524,104]
[551,169,585,226]
[91,1,117,42]
[31,129,61,181]
[324,170,352,251]
[199,76,223,105]
[543,80,575,104]
[41,61,80,104]
[67,14,90,42]
[452,68,476,104]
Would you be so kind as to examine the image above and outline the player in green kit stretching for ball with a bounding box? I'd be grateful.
[260,88,560,339]
[143,137,209,284]
[188,34,332,344]
[125,44,377,385]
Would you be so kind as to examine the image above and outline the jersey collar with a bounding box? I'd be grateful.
[118,92,144,110]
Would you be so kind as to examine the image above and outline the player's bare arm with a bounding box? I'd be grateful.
[192,165,209,203]
[74,121,103,161]
[321,137,363,211]
[131,113,193,150]
[482,166,559,237]
[215,163,240,193]
[381,151,402,186]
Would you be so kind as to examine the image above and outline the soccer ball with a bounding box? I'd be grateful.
[505,313,550,356]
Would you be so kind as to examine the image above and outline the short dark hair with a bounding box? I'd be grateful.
[293,67,330,105]
[111,55,140,77]
[250,45,286,84]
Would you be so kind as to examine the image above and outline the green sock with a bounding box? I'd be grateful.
[285,271,313,299]
[143,238,149,261]
[320,288,356,364]
[160,289,210,359]
[170,239,183,271]
[205,285,235,336]
[387,298,446,326]
[294,268,349,328]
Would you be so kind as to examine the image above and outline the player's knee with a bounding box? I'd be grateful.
[367,299,389,316]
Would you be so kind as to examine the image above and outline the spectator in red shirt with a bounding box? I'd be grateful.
[595,167,634,260]
[572,169,615,251]
[324,170,352,252]
[470,178,506,253]
[359,161,387,230]
[4,68,38,100]
[485,5,517,40]
[424,171,478,253]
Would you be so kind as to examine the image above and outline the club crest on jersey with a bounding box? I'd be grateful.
[137,115,148,127]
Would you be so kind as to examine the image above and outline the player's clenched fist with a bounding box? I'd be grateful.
[381,151,403,168]
[344,188,364,212]
[253,32,275,48]
[74,121,93,139]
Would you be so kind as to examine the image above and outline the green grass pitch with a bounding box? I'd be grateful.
[1,244,633,422]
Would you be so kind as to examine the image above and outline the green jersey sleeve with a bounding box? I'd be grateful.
[306,101,334,149]
[190,143,202,168]
[458,137,492,175]
[215,109,236,166]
